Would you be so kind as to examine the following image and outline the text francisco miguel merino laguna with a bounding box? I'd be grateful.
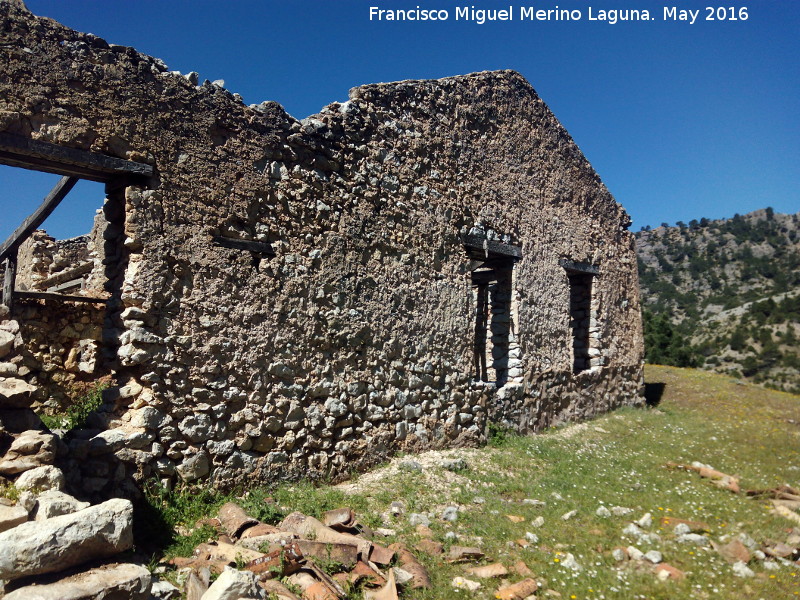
[369,5,727,25]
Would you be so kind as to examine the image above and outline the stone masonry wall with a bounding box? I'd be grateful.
[14,230,56,291]
[0,0,644,497]
[8,299,107,412]
[2,218,110,413]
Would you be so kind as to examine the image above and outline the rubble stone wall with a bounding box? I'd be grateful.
[14,230,56,291]
[7,299,107,411]
[0,0,644,495]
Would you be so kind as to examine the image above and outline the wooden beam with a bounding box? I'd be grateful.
[39,261,93,290]
[465,259,485,272]
[462,234,522,259]
[471,270,499,285]
[212,235,275,256]
[0,132,153,182]
[559,259,600,276]
[13,291,105,304]
[47,278,86,293]
[0,176,78,262]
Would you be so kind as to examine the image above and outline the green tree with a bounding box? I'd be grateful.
[643,311,700,368]
[729,328,747,351]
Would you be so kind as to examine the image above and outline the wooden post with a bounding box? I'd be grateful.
[2,252,17,312]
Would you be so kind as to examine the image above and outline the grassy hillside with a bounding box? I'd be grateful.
[147,366,800,600]
[636,209,800,393]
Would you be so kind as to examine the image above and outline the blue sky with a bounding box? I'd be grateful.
[1,0,798,241]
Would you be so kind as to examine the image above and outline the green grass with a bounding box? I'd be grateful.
[0,481,20,503]
[136,480,233,557]
[38,381,107,431]
[150,366,800,599]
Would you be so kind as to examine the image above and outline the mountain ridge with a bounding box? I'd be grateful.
[635,207,800,393]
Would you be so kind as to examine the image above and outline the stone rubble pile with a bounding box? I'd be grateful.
[612,506,800,581]
[0,377,153,599]
[167,502,432,600]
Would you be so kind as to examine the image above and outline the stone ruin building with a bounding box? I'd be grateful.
[0,0,644,499]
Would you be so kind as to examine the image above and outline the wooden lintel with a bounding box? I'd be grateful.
[462,234,522,259]
[0,132,153,183]
[471,269,500,285]
[482,257,516,271]
[0,176,78,262]
[13,291,106,304]
[559,259,600,276]
[212,235,275,256]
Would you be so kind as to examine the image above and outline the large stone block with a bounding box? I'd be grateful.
[0,330,15,359]
[176,450,210,481]
[33,490,90,520]
[0,498,133,580]
[0,504,28,533]
[0,378,38,408]
[0,431,57,475]
[15,465,66,492]
[199,566,262,600]
[4,562,152,600]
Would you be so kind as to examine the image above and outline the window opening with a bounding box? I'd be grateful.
[463,231,522,387]
[0,134,151,410]
[472,258,514,385]
[560,259,601,374]
[0,133,152,309]
[568,272,593,373]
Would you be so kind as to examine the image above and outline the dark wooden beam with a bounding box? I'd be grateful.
[0,132,153,183]
[462,234,522,259]
[559,259,600,276]
[212,235,275,256]
[465,259,485,272]
[471,269,500,285]
[47,278,86,293]
[13,291,106,304]
[0,176,78,262]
